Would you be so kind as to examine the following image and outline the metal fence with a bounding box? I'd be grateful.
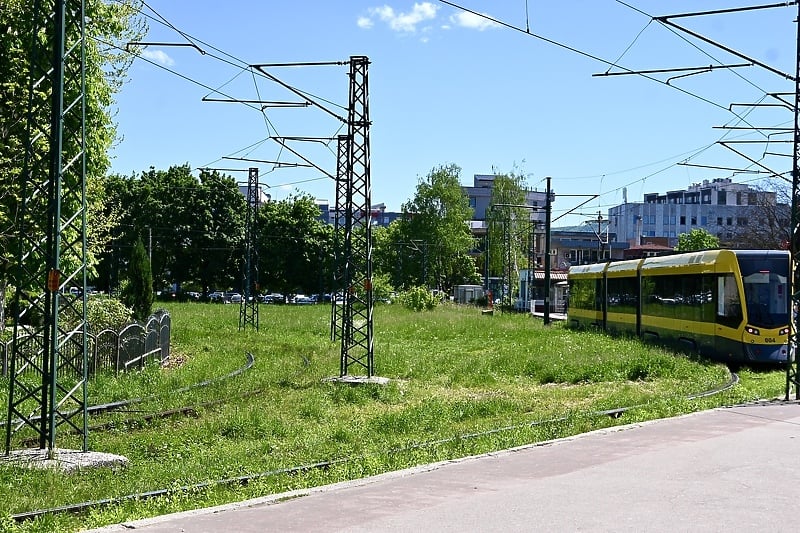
[1,310,171,377]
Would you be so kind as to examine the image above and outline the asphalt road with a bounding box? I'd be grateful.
[89,400,800,533]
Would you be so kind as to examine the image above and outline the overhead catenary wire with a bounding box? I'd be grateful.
[439,0,793,215]
[107,0,351,179]
[104,0,794,218]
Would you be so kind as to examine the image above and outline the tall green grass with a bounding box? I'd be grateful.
[0,303,785,532]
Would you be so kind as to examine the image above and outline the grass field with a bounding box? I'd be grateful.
[0,302,787,532]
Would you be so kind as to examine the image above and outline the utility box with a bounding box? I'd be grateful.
[454,285,484,304]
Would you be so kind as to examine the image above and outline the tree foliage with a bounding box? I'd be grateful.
[122,237,153,320]
[256,194,333,296]
[0,0,144,327]
[375,164,477,292]
[99,165,246,294]
[676,228,720,252]
[487,172,529,302]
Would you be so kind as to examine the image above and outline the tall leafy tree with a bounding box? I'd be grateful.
[377,164,476,292]
[487,172,528,302]
[98,166,246,295]
[257,194,334,297]
[193,169,249,294]
[0,0,145,325]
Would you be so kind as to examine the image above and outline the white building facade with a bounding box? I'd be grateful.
[609,178,780,248]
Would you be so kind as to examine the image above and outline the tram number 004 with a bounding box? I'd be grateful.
[764,337,776,343]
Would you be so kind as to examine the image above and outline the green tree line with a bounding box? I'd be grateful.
[97,163,495,300]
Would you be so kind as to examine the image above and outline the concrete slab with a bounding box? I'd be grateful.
[324,375,390,385]
[4,448,128,473]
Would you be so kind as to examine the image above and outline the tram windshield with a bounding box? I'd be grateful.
[737,255,789,329]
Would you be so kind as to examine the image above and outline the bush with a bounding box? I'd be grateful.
[398,286,439,311]
[371,273,395,303]
[87,296,134,332]
[61,295,133,333]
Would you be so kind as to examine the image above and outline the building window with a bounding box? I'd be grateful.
[469,197,477,208]
[691,216,697,225]
[717,217,723,225]
[736,192,742,205]
[701,216,707,225]
[736,217,748,226]
[680,215,686,225]
[726,217,733,226]
[718,191,726,205]
[663,216,670,225]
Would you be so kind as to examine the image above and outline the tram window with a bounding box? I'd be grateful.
[607,277,637,314]
[642,275,676,319]
[736,254,790,329]
[570,279,600,311]
[716,275,742,328]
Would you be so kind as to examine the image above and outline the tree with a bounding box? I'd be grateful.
[192,169,249,294]
[0,0,145,327]
[122,237,153,321]
[257,194,334,297]
[377,164,476,292]
[726,180,791,249]
[487,172,528,303]
[98,166,247,295]
[676,228,720,252]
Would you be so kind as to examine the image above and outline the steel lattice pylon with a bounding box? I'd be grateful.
[330,135,350,341]
[786,1,800,400]
[5,0,88,454]
[339,56,374,377]
[239,167,260,331]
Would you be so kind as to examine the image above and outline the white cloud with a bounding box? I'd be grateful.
[140,49,175,67]
[361,2,439,33]
[449,11,499,31]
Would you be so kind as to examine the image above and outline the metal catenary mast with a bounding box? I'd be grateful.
[339,56,375,377]
[239,167,260,331]
[6,0,89,454]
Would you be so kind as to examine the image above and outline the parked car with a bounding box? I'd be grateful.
[209,291,226,303]
[225,292,243,304]
[292,294,315,305]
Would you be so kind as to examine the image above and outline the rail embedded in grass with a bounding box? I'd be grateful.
[0,303,785,532]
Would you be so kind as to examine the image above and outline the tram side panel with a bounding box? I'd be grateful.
[639,271,717,358]
[567,263,607,329]
[605,259,642,338]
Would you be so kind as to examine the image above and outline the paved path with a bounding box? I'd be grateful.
[90,401,800,532]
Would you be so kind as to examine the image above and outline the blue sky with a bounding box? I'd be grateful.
[110,1,796,226]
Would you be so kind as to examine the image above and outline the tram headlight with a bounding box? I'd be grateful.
[745,326,760,336]
[780,327,790,336]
